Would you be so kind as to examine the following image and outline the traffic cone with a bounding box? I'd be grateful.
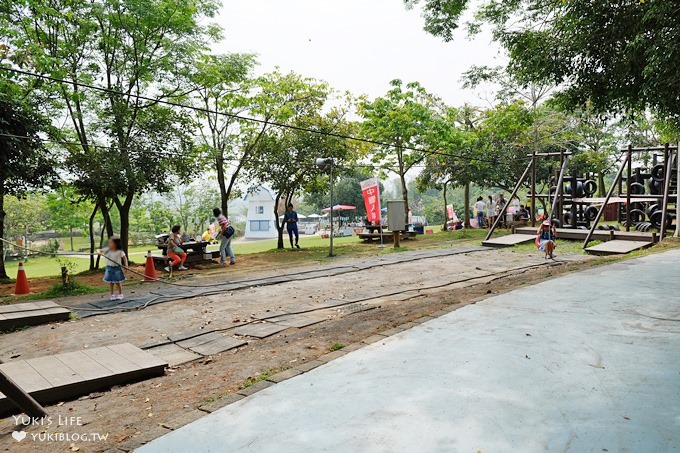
[14,262,30,295]
[143,251,158,282]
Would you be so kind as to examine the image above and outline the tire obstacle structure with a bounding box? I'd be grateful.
[484,144,679,254]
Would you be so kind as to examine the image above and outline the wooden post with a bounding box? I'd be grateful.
[626,144,633,232]
[583,153,630,248]
[392,231,401,248]
[660,143,672,240]
[531,151,537,227]
[549,155,570,221]
[0,369,47,419]
[485,159,533,241]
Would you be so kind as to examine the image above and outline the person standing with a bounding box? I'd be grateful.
[497,194,507,227]
[283,203,300,249]
[213,208,236,266]
[166,225,188,272]
[474,196,486,228]
[486,195,495,228]
[98,236,128,300]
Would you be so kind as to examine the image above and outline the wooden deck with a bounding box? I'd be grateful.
[0,343,166,415]
[358,232,417,242]
[585,240,652,256]
[482,234,536,248]
[0,301,71,331]
[514,227,656,243]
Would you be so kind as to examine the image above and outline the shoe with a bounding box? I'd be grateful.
[109,295,117,301]
[230,261,236,265]
[116,294,124,300]
[178,266,188,271]
[219,262,227,267]
[164,266,171,272]
[295,244,300,249]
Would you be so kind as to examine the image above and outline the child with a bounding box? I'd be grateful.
[166,225,189,272]
[98,236,128,300]
[536,220,557,259]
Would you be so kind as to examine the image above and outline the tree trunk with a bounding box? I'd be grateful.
[598,173,606,197]
[464,182,471,228]
[400,173,409,219]
[216,154,229,216]
[274,193,285,249]
[0,181,8,280]
[69,226,74,251]
[114,193,134,257]
[88,204,99,270]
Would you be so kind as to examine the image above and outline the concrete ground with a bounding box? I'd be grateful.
[139,249,680,453]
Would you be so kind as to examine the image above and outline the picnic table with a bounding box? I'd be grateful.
[152,239,218,269]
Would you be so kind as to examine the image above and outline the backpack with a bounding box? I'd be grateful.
[223,225,235,239]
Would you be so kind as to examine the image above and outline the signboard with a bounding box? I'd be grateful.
[446,204,454,220]
[360,178,381,224]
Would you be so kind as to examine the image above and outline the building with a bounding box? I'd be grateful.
[244,185,278,239]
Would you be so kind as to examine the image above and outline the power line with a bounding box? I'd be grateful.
[0,66,533,166]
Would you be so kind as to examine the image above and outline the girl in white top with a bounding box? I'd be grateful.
[98,237,128,301]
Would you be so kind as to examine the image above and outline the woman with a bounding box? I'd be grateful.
[536,220,557,259]
[486,195,495,228]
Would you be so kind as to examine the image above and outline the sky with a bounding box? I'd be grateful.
[212,0,504,106]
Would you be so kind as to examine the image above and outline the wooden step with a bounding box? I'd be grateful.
[482,234,536,248]
[0,343,166,415]
[0,301,71,331]
[585,240,652,256]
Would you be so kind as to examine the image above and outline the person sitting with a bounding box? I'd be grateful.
[519,205,531,221]
[166,225,188,272]
[536,220,557,259]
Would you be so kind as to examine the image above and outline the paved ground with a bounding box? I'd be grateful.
[139,249,680,453]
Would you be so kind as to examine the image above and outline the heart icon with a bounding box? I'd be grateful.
[12,431,26,442]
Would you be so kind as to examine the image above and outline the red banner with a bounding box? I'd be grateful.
[360,178,381,224]
[447,204,454,220]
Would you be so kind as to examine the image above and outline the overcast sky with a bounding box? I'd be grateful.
[213,0,504,106]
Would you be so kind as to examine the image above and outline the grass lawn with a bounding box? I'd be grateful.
[4,228,493,279]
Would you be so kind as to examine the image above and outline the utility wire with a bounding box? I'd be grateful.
[0,66,535,166]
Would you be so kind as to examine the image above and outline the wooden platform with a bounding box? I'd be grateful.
[585,240,652,256]
[514,227,656,243]
[0,343,166,415]
[482,234,536,248]
[358,232,417,242]
[0,301,71,331]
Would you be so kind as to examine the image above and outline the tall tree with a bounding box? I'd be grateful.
[359,80,443,217]
[408,1,680,125]
[0,89,57,279]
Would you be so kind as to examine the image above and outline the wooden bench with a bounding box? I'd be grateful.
[0,343,167,415]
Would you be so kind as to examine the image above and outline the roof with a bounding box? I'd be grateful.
[243,184,275,202]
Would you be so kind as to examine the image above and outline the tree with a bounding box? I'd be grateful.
[8,0,218,255]
[46,184,92,251]
[359,80,444,217]
[0,90,57,279]
[247,91,359,249]
[305,168,384,219]
[408,1,680,125]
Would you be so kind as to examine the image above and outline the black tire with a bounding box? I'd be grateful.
[597,225,608,230]
[629,208,645,223]
[564,212,572,224]
[549,186,557,195]
[649,210,672,230]
[646,204,659,216]
[630,202,644,212]
[551,219,561,228]
[630,182,645,195]
[651,164,665,182]
[584,205,599,221]
[583,180,597,196]
[608,225,620,231]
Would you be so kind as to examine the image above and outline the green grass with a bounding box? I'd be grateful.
[240,370,275,389]
[330,343,346,351]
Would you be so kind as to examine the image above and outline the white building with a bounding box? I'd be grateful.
[244,185,278,239]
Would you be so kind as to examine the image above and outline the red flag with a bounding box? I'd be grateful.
[360,178,381,224]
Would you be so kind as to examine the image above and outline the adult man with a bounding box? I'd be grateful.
[213,208,235,266]
[474,197,486,228]
[166,225,188,272]
[283,203,300,249]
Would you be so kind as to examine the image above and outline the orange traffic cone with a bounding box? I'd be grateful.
[143,251,158,282]
[14,262,30,295]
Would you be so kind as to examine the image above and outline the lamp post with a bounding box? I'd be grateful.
[316,157,334,257]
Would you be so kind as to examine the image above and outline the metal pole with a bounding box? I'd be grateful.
[549,155,570,220]
[329,162,334,257]
[484,159,533,241]
[626,144,632,232]
[583,153,630,248]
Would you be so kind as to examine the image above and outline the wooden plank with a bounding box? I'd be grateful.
[586,240,652,256]
[55,351,113,381]
[189,337,247,356]
[27,356,81,388]
[234,322,288,339]
[0,344,167,415]
[515,227,654,243]
[146,344,202,367]
[482,234,535,248]
[176,332,225,349]
[0,301,71,331]
[268,313,328,328]
[0,361,51,393]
